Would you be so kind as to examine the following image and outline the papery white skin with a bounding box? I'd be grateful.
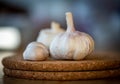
[37,22,65,48]
[50,12,94,60]
[23,42,49,61]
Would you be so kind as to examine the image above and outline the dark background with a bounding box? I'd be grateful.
[0,0,120,52]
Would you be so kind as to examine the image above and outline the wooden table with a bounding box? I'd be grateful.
[0,52,120,84]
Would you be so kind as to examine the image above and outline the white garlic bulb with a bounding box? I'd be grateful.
[23,42,49,61]
[37,22,65,48]
[50,12,94,60]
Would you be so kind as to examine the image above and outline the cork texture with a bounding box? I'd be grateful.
[4,68,120,80]
[2,52,120,71]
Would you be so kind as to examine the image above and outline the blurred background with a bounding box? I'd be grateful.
[0,0,120,52]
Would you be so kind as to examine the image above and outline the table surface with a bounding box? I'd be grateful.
[0,51,120,84]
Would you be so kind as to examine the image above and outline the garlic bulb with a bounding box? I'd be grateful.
[50,12,94,60]
[23,42,49,61]
[37,22,65,48]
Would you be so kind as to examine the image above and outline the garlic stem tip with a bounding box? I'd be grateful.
[66,12,72,15]
[51,21,60,32]
[66,12,75,32]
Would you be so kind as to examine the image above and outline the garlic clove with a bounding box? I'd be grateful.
[23,42,49,61]
[37,22,65,48]
[50,12,94,60]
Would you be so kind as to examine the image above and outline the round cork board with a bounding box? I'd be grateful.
[4,68,120,80]
[2,52,120,71]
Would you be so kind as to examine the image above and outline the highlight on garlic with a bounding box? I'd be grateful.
[23,42,49,61]
[50,12,94,60]
[36,22,65,48]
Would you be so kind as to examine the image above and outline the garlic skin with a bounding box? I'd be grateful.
[23,42,49,61]
[50,12,94,60]
[37,22,65,48]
